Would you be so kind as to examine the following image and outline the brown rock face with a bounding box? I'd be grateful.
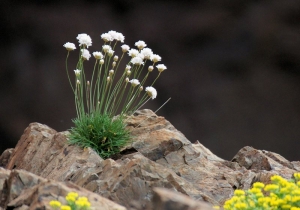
[3,109,300,209]
[0,168,126,210]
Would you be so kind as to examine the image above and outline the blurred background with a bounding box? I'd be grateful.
[1,0,300,161]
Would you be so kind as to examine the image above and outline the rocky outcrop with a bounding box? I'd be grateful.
[0,168,126,210]
[1,109,300,209]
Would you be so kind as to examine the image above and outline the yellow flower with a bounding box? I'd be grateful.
[234,189,245,196]
[49,200,61,208]
[293,189,300,196]
[282,204,292,209]
[265,184,279,191]
[66,195,76,203]
[67,192,78,199]
[253,182,265,189]
[60,205,71,210]
[234,202,247,209]
[294,173,300,180]
[249,187,261,194]
[292,196,300,203]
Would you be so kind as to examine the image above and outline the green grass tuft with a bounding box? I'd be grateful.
[68,113,130,159]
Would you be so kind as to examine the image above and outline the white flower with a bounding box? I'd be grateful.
[145,86,157,99]
[151,54,161,63]
[126,70,131,76]
[109,70,114,75]
[128,49,139,57]
[112,61,116,67]
[74,69,81,76]
[108,30,118,40]
[156,64,167,72]
[81,49,91,60]
[100,59,104,64]
[76,33,92,48]
[129,79,140,87]
[137,53,145,60]
[108,49,114,57]
[135,40,147,50]
[125,65,131,70]
[148,66,154,72]
[93,51,103,60]
[141,48,153,60]
[121,44,130,53]
[115,32,125,42]
[114,55,119,61]
[63,42,76,51]
[102,45,112,53]
[130,57,144,65]
[101,33,113,42]
[125,77,129,83]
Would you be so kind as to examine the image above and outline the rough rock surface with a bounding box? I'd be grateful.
[0,168,126,210]
[2,109,300,209]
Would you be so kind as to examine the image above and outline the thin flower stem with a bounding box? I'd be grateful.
[65,52,74,93]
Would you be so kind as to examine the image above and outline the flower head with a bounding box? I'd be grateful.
[148,65,154,72]
[74,69,81,76]
[130,57,144,65]
[128,49,139,58]
[151,54,161,63]
[101,33,113,42]
[81,49,91,60]
[129,79,140,87]
[156,64,167,72]
[102,45,112,53]
[76,33,92,48]
[63,42,76,51]
[60,206,71,210]
[135,40,147,50]
[93,51,103,60]
[145,86,157,99]
[107,49,114,57]
[121,44,130,53]
[115,32,125,42]
[141,48,153,60]
[49,200,61,208]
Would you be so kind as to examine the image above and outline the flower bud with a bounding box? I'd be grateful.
[126,70,131,76]
[125,77,129,83]
[87,81,90,86]
[108,49,114,57]
[76,80,80,85]
[139,86,143,91]
[100,59,104,64]
[148,66,154,72]
[112,61,116,67]
[125,65,131,71]
[107,77,110,82]
[113,55,119,61]
[109,70,114,76]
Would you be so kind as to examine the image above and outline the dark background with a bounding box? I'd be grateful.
[1,0,300,161]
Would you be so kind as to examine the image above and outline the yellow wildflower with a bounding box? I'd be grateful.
[60,205,71,210]
[49,200,61,208]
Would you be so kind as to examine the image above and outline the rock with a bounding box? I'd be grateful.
[0,148,14,167]
[152,187,214,210]
[0,168,126,210]
[3,109,300,209]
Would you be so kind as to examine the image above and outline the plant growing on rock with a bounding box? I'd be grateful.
[218,173,300,210]
[63,31,167,159]
[49,192,91,210]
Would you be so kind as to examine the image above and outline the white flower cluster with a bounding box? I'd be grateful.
[63,30,168,101]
